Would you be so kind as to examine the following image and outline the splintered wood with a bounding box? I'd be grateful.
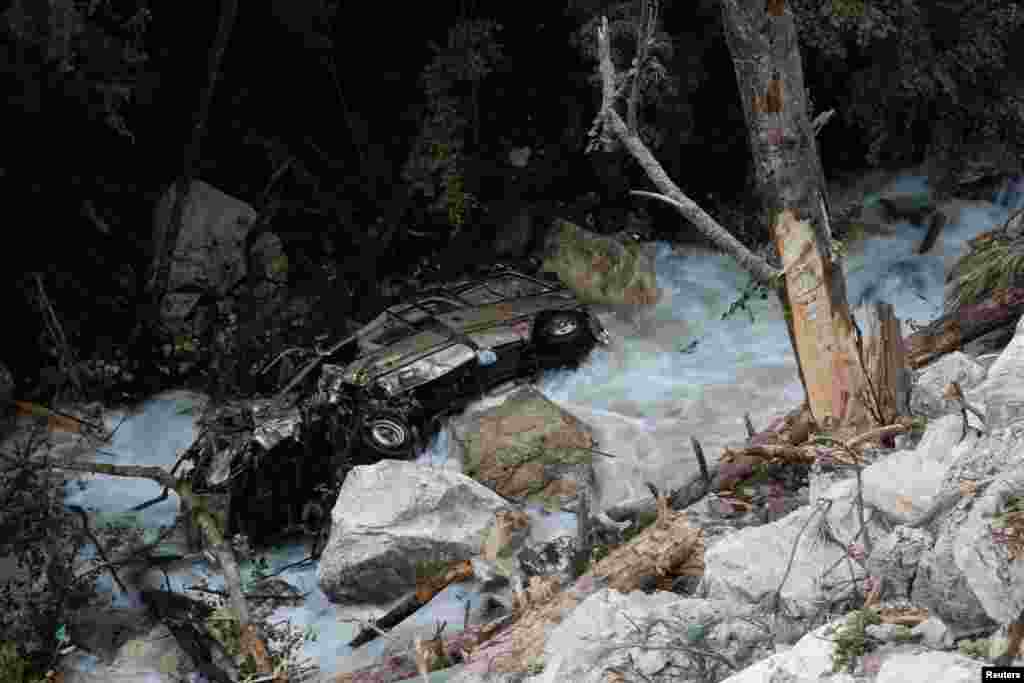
[460,495,704,674]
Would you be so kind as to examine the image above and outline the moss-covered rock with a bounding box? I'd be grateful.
[540,219,661,306]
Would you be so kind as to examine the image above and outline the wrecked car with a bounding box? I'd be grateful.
[314,266,610,458]
[186,267,610,544]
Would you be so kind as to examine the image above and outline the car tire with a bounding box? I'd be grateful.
[534,311,589,347]
[359,410,415,457]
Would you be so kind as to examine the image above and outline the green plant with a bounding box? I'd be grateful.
[790,0,1024,172]
[402,18,502,231]
[0,641,46,683]
[525,655,546,674]
[947,237,1024,311]
[829,609,881,673]
[958,637,991,660]
[415,557,452,583]
[622,508,658,544]
[722,275,773,324]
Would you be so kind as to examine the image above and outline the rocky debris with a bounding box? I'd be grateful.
[908,352,987,419]
[317,460,514,604]
[720,618,984,683]
[62,620,226,683]
[867,526,934,600]
[978,314,1024,431]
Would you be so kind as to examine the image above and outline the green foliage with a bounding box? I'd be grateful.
[722,275,774,324]
[790,0,1024,173]
[958,637,991,660]
[622,507,658,543]
[829,609,881,673]
[403,18,502,230]
[415,556,453,582]
[4,0,152,140]
[947,236,1024,311]
[0,642,46,683]
[0,427,97,661]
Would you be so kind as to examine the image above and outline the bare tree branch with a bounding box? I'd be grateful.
[594,18,782,286]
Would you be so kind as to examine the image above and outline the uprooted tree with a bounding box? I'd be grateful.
[591,0,904,434]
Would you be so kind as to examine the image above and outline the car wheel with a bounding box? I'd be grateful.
[360,410,414,457]
[535,311,588,347]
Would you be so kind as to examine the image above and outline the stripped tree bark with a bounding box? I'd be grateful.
[592,1,903,432]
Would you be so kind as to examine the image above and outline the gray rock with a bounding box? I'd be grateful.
[868,526,934,600]
[317,460,513,604]
[909,352,987,419]
[911,617,954,649]
[979,315,1024,431]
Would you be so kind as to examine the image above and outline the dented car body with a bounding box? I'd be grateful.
[316,267,610,457]
[188,268,609,544]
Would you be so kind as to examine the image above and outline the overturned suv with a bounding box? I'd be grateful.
[317,267,610,459]
[187,268,609,544]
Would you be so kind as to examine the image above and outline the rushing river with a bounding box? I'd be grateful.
[52,173,1024,680]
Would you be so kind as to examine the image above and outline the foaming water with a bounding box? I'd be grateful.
[42,172,1024,679]
[533,174,1023,509]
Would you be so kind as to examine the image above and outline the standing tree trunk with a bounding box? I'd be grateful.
[592,0,901,433]
[719,0,868,432]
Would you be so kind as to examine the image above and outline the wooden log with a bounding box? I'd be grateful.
[459,493,704,674]
[904,287,1024,369]
[347,560,475,647]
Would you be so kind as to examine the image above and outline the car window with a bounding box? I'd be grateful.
[364,299,459,346]
[458,275,550,304]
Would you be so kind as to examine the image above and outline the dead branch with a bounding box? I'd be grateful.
[52,456,279,679]
[31,273,85,400]
[772,499,831,615]
[689,436,710,491]
[626,0,659,135]
[742,413,756,438]
[592,17,781,287]
[943,380,986,442]
[811,108,835,136]
[68,504,130,596]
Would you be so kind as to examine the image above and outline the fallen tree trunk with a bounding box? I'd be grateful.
[904,287,1024,369]
[334,493,704,682]
[459,492,704,675]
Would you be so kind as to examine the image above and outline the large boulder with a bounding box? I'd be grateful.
[909,352,988,419]
[449,386,597,510]
[911,513,996,637]
[702,477,883,617]
[954,464,1024,625]
[539,219,661,306]
[534,592,769,683]
[317,460,514,604]
[978,314,1024,431]
[721,620,985,683]
[152,180,257,335]
[861,414,980,525]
